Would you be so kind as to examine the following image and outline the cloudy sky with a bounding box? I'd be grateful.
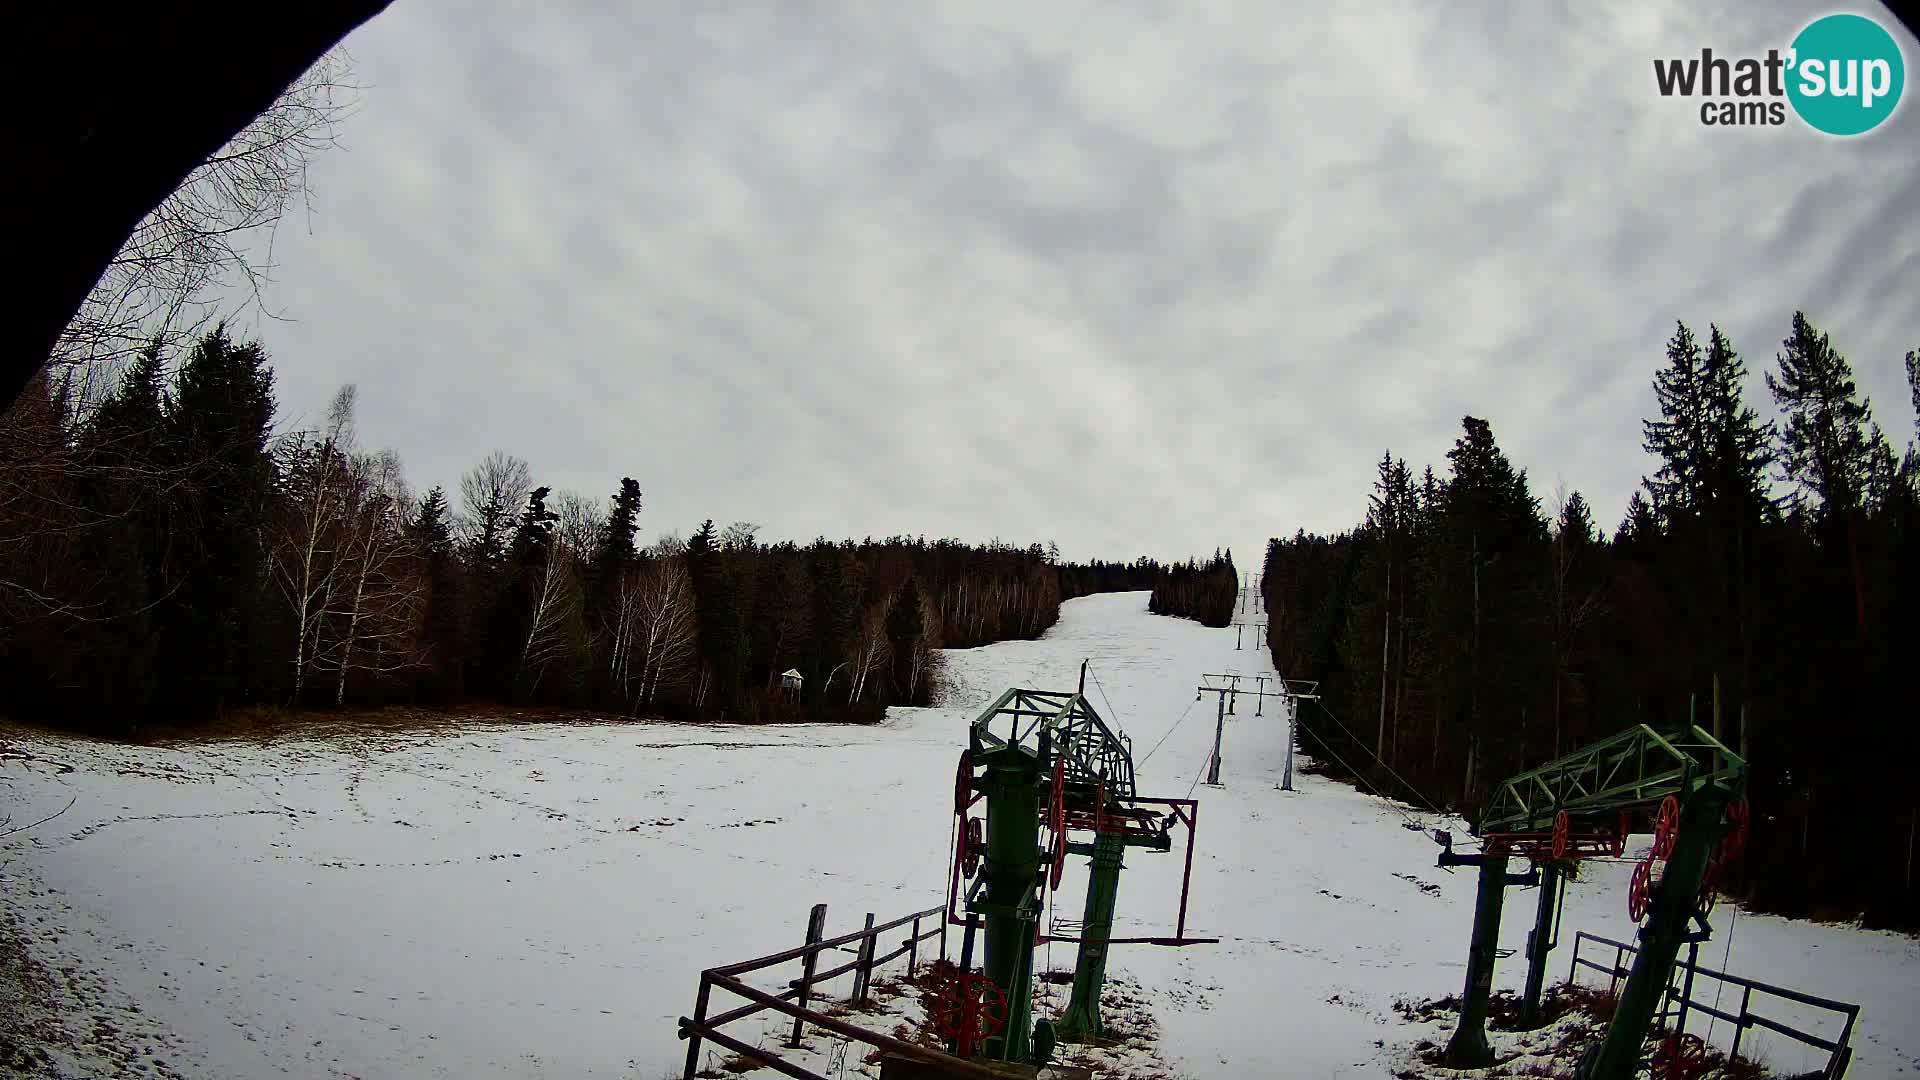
[238,1,1918,565]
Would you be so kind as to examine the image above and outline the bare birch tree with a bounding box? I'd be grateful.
[312,449,426,704]
[267,385,357,702]
[630,555,699,711]
[847,606,892,704]
[518,541,583,696]
[907,585,943,702]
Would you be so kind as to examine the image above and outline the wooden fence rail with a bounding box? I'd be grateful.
[681,902,1014,1080]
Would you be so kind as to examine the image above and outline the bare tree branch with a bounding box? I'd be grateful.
[51,51,363,408]
[1,797,78,839]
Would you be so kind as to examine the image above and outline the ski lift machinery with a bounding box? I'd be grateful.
[941,662,1216,1067]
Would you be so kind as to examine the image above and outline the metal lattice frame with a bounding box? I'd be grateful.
[1477,724,1746,836]
[968,688,1137,804]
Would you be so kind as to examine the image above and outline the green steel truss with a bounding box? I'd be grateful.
[1477,723,1747,836]
[968,688,1136,805]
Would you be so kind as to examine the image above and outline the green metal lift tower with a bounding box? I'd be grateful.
[1434,723,1748,1080]
[943,669,1213,1066]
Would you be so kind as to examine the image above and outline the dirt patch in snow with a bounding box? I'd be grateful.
[1388,987,1788,1079]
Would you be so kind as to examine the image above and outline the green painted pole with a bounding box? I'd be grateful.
[1519,862,1562,1028]
[1444,850,1511,1068]
[979,749,1041,1063]
[1055,830,1126,1041]
[1580,796,1724,1080]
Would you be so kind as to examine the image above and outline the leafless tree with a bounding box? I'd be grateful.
[320,450,426,704]
[53,52,363,406]
[720,521,761,552]
[551,489,604,560]
[267,385,357,702]
[458,451,532,563]
[847,606,891,704]
[630,555,698,711]
[906,586,942,702]
[518,541,583,696]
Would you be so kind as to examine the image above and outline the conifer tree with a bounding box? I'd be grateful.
[886,576,926,700]
[590,478,642,594]
[1906,348,1919,437]
[1429,416,1548,798]
[1643,321,1709,518]
[686,519,744,715]
[1614,490,1659,548]
[1768,312,1878,636]
[411,486,463,697]
[1768,312,1877,519]
[153,324,278,714]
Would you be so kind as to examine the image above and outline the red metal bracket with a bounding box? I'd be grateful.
[1035,795,1207,947]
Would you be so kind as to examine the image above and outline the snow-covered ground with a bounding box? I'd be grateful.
[2,592,1915,1078]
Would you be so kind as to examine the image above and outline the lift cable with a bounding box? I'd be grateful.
[1308,698,1452,819]
[1087,664,1126,740]
[1291,718,1429,833]
[1185,747,1211,799]
[1705,903,1741,1047]
[1137,695,1200,768]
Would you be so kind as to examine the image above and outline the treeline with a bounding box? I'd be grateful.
[1058,556,1163,600]
[1264,312,1919,930]
[1148,550,1239,627]
[0,326,1159,733]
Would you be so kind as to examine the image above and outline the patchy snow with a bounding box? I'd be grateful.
[2,592,1916,1078]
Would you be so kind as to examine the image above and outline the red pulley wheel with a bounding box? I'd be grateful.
[1552,810,1570,860]
[1654,1032,1708,1080]
[1652,795,1681,859]
[1628,858,1654,922]
[932,973,1007,1058]
[962,816,984,878]
[954,749,974,817]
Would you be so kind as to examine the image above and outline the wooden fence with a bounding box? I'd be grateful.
[677,902,1015,1080]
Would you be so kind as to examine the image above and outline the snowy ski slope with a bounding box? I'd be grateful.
[1,592,1915,1078]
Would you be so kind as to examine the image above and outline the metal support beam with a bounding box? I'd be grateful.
[1520,863,1562,1028]
[1444,851,1511,1068]
[978,748,1042,1063]
[1055,831,1125,1041]
[1479,724,1744,836]
[1205,690,1227,786]
[1579,793,1728,1080]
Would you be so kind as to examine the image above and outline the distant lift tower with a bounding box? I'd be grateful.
[1273,677,1318,792]
[1237,574,1263,615]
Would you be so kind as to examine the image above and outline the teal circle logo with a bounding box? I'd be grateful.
[1786,13,1905,136]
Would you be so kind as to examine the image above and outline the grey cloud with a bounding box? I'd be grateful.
[236,0,1919,565]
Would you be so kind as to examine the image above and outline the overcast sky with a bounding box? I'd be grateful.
[237,1,1918,566]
